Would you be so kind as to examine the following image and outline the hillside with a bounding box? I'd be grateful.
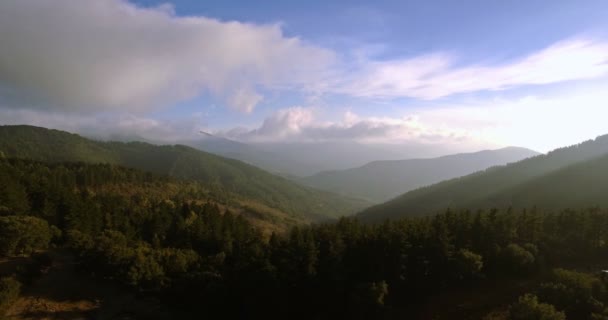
[0,125,368,221]
[480,153,608,209]
[299,147,539,203]
[359,134,608,221]
[0,157,307,233]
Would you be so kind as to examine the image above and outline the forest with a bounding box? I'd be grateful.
[1,157,608,319]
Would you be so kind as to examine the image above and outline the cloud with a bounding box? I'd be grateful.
[0,0,333,113]
[217,81,608,152]
[1,0,606,153]
[0,107,205,142]
[331,38,608,99]
[217,107,478,145]
[4,84,606,154]
[1,0,605,116]
[226,107,314,139]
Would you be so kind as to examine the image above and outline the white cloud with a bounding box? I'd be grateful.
[227,107,315,140]
[0,0,606,116]
[218,106,481,146]
[0,0,333,113]
[331,39,608,100]
[0,108,205,142]
[217,83,608,153]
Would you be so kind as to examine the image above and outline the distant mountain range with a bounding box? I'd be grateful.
[299,147,540,203]
[0,125,369,222]
[180,133,465,177]
[359,134,608,221]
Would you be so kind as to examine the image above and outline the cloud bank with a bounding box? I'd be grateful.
[0,0,333,113]
[0,108,204,142]
[219,107,477,146]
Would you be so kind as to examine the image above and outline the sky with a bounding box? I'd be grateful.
[1,0,608,152]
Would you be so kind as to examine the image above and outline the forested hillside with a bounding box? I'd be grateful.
[0,158,306,233]
[0,125,368,221]
[360,134,608,221]
[300,147,538,202]
[2,161,608,320]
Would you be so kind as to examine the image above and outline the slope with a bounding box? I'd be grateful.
[479,153,608,210]
[0,125,368,221]
[359,134,608,221]
[299,147,539,203]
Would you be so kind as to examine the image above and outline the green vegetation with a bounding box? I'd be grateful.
[0,157,304,235]
[0,216,57,256]
[538,269,608,319]
[54,206,608,318]
[0,125,368,221]
[508,294,565,320]
[360,134,608,221]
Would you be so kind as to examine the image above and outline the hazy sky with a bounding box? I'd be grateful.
[1,0,608,152]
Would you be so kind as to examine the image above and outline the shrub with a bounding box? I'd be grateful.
[509,293,565,320]
[455,248,484,279]
[539,269,607,319]
[0,215,54,256]
[502,243,535,274]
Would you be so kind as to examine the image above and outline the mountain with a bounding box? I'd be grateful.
[181,134,318,177]
[0,125,369,222]
[184,137,465,177]
[359,134,608,221]
[251,141,449,176]
[299,147,539,203]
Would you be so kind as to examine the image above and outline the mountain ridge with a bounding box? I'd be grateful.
[300,146,540,203]
[358,133,608,221]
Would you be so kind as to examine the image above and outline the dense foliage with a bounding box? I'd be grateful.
[0,215,58,256]
[508,294,566,320]
[0,125,368,221]
[43,206,608,318]
[3,157,608,319]
[2,137,608,318]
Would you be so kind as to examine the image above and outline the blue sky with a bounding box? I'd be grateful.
[1,0,608,152]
